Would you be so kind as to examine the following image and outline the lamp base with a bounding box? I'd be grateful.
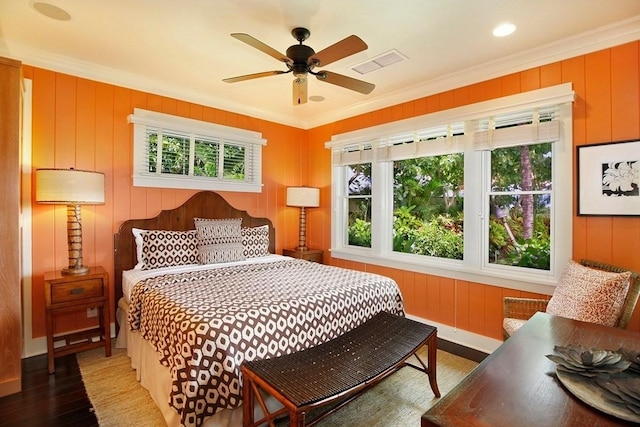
[61,265,89,276]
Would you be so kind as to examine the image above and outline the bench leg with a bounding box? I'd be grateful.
[427,334,441,397]
[290,410,306,426]
[242,370,255,427]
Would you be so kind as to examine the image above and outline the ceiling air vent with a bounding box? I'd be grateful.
[351,49,407,75]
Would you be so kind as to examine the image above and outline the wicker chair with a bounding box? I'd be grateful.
[502,259,640,340]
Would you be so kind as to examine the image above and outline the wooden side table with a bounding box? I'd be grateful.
[44,266,111,374]
[283,248,323,264]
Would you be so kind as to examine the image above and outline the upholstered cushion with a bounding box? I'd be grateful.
[546,260,632,327]
[139,230,199,270]
[241,225,270,258]
[502,318,527,337]
[194,218,245,264]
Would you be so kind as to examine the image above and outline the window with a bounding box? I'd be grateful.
[327,84,574,287]
[129,108,266,192]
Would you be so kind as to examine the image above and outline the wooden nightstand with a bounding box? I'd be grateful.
[283,248,323,264]
[44,266,111,374]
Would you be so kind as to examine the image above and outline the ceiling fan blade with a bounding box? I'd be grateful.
[223,70,288,83]
[231,33,292,64]
[309,35,367,67]
[315,71,375,94]
[293,77,308,105]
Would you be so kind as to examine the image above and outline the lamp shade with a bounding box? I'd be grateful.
[286,187,319,208]
[36,168,105,204]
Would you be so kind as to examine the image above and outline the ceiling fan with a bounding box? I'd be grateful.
[223,27,375,105]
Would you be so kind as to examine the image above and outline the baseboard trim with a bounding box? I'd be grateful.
[0,377,21,398]
[407,314,503,358]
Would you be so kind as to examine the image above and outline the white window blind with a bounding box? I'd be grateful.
[129,108,266,193]
[473,107,561,150]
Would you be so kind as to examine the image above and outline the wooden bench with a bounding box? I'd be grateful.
[241,311,440,427]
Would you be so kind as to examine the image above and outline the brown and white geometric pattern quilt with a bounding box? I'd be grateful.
[128,258,404,427]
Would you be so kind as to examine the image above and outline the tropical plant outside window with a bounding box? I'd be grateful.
[129,108,265,193]
[393,154,464,259]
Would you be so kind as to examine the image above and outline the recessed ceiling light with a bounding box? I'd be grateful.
[493,22,516,37]
[33,2,71,21]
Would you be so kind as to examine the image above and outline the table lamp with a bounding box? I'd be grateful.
[35,168,105,275]
[286,186,320,251]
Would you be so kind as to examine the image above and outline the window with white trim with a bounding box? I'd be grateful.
[128,108,266,192]
[326,84,574,287]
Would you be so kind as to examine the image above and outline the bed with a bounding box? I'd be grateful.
[113,191,405,427]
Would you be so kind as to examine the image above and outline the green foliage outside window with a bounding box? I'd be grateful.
[392,153,464,259]
[147,131,246,180]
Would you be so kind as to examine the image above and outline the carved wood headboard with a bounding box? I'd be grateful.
[113,191,275,314]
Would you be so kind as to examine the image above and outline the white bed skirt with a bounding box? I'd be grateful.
[116,298,280,427]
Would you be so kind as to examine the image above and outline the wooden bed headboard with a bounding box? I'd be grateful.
[113,191,275,313]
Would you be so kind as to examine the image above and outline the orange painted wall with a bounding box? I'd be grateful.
[24,66,307,339]
[307,41,640,340]
[23,40,640,344]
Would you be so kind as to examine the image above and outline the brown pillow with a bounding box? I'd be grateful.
[546,260,631,327]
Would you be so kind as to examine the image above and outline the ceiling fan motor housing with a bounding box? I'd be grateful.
[286,44,315,76]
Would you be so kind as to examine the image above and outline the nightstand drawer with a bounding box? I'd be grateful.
[50,278,104,304]
[302,252,323,263]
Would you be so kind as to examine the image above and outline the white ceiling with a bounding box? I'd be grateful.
[2,0,640,129]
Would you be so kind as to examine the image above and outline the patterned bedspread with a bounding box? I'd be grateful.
[128,258,404,427]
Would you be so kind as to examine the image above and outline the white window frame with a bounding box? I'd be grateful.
[326,84,575,293]
[128,108,266,193]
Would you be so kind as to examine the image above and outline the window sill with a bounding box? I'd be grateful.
[329,248,557,295]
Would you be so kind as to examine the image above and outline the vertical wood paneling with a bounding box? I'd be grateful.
[467,282,485,335]
[520,68,540,92]
[610,42,639,140]
[439,277,455,325]
[501,73,520,96]
[414,273,428,319]
[585,49,612,144]
[455,280,470,331]
[562,56,588,258]
[425,275,440,321]
[401,271,416,314]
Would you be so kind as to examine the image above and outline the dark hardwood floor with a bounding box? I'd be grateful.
[0,352,97,427]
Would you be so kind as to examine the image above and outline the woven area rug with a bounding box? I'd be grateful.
[78,345,477,427]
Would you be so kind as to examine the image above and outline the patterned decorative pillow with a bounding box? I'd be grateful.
[139,230,199,270]
[194,218,245,264]
[546,260,632,327]
[241,225,270,258]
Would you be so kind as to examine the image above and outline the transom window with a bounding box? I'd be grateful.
[327,84,574,288]
[129,108,266,192]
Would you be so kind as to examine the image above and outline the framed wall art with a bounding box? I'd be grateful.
[577,140,640,216]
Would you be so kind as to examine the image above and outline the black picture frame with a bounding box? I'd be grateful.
[577,139,640,216]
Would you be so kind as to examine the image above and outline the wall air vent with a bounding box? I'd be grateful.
[351,49,407,75]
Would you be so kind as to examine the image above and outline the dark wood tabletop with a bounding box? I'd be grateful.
[421,312,640,427]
